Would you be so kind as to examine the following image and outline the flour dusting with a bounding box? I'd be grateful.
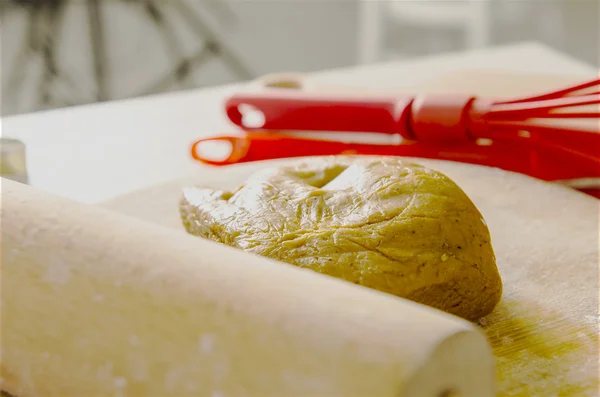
[282,371,335,393]
[114,377,127,388]
[165,368,185,391]
[93,294,104,302]
[129,334,140,346]
[97,362,114,379]
[199,333,215,353]
[128,354,148,381]
[44,258,71,285]
[185,381,199,392]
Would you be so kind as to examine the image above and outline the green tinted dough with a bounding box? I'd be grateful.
[180,157,502,321]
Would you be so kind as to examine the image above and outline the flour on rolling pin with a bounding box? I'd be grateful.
[1,179,496,397]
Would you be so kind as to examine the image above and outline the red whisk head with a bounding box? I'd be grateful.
[408,78,599,142]
[406,78,600,180]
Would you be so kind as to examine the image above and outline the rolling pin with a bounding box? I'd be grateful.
[0,179,496,397]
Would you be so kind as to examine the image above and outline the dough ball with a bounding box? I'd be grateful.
[180,157,502,321]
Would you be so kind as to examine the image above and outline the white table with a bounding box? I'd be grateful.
[2,42,596,204]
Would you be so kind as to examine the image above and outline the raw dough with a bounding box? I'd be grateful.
[180,157,503,321]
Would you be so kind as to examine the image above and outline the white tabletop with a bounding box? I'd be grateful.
[2,42,596,204]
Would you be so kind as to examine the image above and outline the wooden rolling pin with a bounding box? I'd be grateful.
[0,179,496,397]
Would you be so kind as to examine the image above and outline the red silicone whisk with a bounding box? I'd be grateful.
[224,77,598,151]
[191,77,600,197]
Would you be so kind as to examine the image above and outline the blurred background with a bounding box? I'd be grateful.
[1,0,598,117]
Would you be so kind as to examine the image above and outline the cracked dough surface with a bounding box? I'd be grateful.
[180,157,502,321]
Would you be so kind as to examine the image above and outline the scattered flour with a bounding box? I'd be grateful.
[165,368,185,392]
[44,259,71,285]
[97,362,114,379]
[185,381,199,392]
[114,377,127,389]
[583,315,599,325]
[128,354,148,381]
[129,334,140,346]
[199,334,216,353]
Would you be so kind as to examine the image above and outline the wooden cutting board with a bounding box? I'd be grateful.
[102,71,600,396]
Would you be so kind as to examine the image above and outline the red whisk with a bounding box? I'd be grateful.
[191,78,600,198]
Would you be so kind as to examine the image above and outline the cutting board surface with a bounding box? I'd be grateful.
[103,157,599,396]
[103,71,599,396]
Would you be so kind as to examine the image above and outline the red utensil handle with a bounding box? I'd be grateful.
[191,133,600,182]
[225,79,600,149]
[225,91,415,137]
[191,133,355,166]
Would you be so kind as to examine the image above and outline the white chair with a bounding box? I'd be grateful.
[357,0,493,65]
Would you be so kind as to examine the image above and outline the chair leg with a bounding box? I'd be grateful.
[38,0,68,107]
[140,45,213,96]
[465,0,492,49]
[5,6,38,111]
[169,0,254,80]
[144,0,194,89]
[87,0,109,101]
[357,0,384,64]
